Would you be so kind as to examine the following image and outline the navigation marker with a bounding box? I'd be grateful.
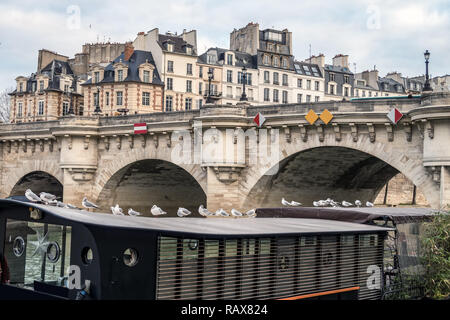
[253,112,266,127]
[134,123,147,134]
[387,108,403,125]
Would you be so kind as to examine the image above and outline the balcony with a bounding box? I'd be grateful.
[203,90,222,101]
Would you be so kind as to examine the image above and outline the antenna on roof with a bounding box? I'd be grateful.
[353,62,356,74]
[309,44,311,63]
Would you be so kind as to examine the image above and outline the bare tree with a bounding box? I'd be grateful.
[0,87,13,123]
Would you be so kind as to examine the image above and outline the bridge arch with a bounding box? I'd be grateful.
[9,171,63,200]
[3,161,63,199]
[95,158,206,217]
[242,133,439,208]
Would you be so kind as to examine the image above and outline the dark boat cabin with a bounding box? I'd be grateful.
[0,199,391,300]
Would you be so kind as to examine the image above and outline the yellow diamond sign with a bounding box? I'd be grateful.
[319,109,333,124]
[305,109,319,125]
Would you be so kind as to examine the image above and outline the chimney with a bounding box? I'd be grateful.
[361,69,379,89]
[124,42,134,61]
[307,53,325,68]
[332,54,349,68]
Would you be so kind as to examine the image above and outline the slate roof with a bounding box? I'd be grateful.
[293,62,322,78]
[324,64,353,75]
[82,50,163,86]
[378,77,405,93]
[158,34,196,56]
[197,47,257,69]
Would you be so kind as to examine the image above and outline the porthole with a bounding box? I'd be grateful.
[123,248,139,267]
[82,247,93,265]
[188,239,199,250]
[46,242,61,263]
[13,236,25,257]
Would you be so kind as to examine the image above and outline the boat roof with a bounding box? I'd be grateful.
[0,199,391,237]
[255,207,436,224]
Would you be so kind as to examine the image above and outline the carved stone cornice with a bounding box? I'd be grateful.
[332,123,341,142]
[206,164,245,184]
[63,166,97,182]
[385,123,394,142]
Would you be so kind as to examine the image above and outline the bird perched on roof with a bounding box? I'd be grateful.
[245,209,256,217]
[231,208,243,217]
[66,203,79,210]
[177,207,191,217]
[82,197,99,209]
[341,201,353,207]
[25,189,41,202]
[215,208,229,216]
[198,205,213,217]
[39,192,57,204]
[366,201,374,207]
[151,205,166,216]
[128,208,141,217]
[355,200,362,207]
[111,204,124,216]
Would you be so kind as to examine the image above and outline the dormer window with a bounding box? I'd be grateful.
[263,55,269,65]
[143,70,150,83]
[282,58,287,68]
[186,46,192,55]
[19,82,23,92]
[227,54,233,65]
[329,73,335,82]
[39,80,44,91]
[94,72,100,83]
[167,43,174,52]
[207,54,216,64]
[118,70,123,81]
[273,57,279,67]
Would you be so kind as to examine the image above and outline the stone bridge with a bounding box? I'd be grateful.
[1,92,450,216]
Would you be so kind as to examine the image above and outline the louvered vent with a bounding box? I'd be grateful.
[156,234,384,300]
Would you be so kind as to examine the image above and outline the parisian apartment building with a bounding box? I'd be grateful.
[9,22,436,123]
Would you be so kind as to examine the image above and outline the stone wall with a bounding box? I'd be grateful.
[374,173,429,206]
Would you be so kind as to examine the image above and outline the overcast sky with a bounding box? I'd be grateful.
[0,0,448,90]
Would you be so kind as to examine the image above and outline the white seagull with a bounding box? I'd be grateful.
[341,201,353,207]
[151,205,167,216]
[198,205,213,217]
[366,201,374,207]
[25,189,41,202]
[177,207,191,217]
[355,200,362,207]
[128,208,141,217]
[281,198,291,206]
[215,208,229,216]
[245,209,257,217]
[82,197,99,209]
[39,192,57,203]
[66,203,78,209]
[231,208,243,217]
[111,204,124,216]
[289,200,302,207]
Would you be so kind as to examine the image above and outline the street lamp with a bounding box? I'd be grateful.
[240,61,248,102]
[94,85,102,114]
[423,50,433,92]
[206,68,213,104]
[68,76,76,115]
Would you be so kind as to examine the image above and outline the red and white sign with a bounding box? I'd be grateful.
[387,108,403,124]
[253,112,266,128]
[134,123,147,134]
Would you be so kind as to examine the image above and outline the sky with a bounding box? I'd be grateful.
[0,0,449,90]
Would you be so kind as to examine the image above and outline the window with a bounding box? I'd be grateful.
[344,75,350,84]
[4,220,72,290]
[187,63,193,75]
[165,96,173,111]
[199,66,203,78]
[282,58,288,68]
[94,72,100,83]
[307,80,311,90]
[19,82,23,92]
[356,89,359,97]
[186,80,192,93]
[273,89,279,102]
[329,73,335,81]
[282,91,288,103]
[199,82,203,95]
[297,94,302,103]
[117,70,123,81]
[306,95,311,102]
[38,100,44,115]
[344,87,349,97]
[329,84,335,95]
[79,105,84,116]
[311,66,320,77]
[273,57,279,67]
[273,72,279,85]
[247,73,252,86]
[248,88,253,99]
[39,80,44,91]
[167,43,174,52]
[166,78,173,90]
[18,102,22,117]
[315,96,320,102]
[282,74,288,86]
[207,54,216,64]
[167,60,174,72]
[142,92,150,106]
[302,65,312,75]
[105,92,110,106]
[143,70,150,83]
[264,71,270,83]
[64,84,69,92]
[185,98,192,110]
[227,70,233,83]
[186,46,192,55]
[297,79,302,88]
[62,102,69,115]
[197,99,203,109]
[226,86,232,98]
[362,91,366,97]
[263,55,269,65]
[116,91,123,105]
[227,54,233,65]
[315,81,320,91]
[264,31,282,42]
[264,88,270,101]
[369,91,372,97]
[94,92,99,107]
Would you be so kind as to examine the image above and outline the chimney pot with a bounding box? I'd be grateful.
[124,43,134,61]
